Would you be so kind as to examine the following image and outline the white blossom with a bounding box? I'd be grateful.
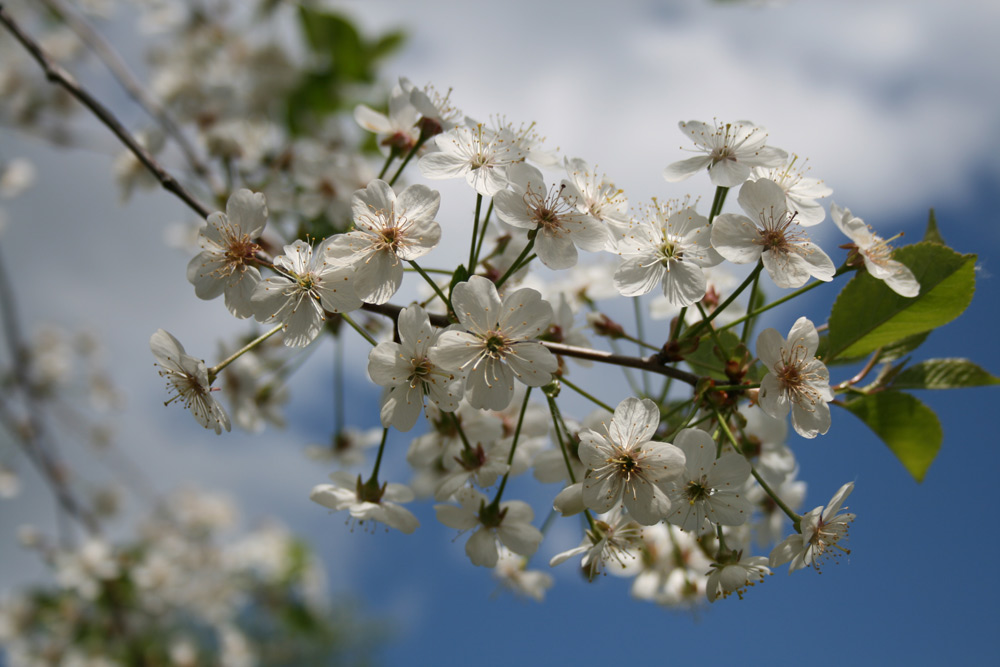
[150,329,230,434]
[435,487,542,567]
[664,120,787,187]
[712,178,836,288]
[310,470,419,534]
[756,317,833,439]
[831,203,919,297]
[770,482,855,573]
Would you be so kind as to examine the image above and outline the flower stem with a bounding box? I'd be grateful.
[717,263,852,335]
[473,199,494,269]
[448,411,474,453]
[685,262,762,342]
[209,324,283,380]
[547,394,596,533]
[708,185,729,223]
[491,388,532,507]
[740,265,762,345]
[388,136,428,187]
[696,301,729,359]
[495,237,535,289]
[408,260,451,312]
[367,428,389,484]
[558,376,614,413]
[377,146,399,180]
[469,193,483,272]
[634,297,651,397]
[340,313,377,347]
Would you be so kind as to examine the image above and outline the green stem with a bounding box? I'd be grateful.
[491,388,532,507]
[448,411,474,453]
[340,313,377,346]
[717,263,852,334]
[708,185,729,223]
[367,428,389,484]
[408,260,451,312]
[495,237,535,289]
[634,297,651,397]
[473,199,494,269]
[469,193,483,272]
[750,466,801,524]
[740,266,762,345]
[388,136,428,186]
[546,394,596,532]
[558,376,614,413]
[685,262,762,342]
[712,384,759,391]
[696,301,729,359]
[377,146,399,180]
[334,335,344,435]
[670,306,687,342]
[209,325,282,380]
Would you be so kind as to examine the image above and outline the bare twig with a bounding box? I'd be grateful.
[0,5,213,219]
[37,0,220,191]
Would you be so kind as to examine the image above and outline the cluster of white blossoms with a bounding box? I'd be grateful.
[141,82,919,606]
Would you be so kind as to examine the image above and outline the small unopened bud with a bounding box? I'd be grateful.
[586,312,625,339]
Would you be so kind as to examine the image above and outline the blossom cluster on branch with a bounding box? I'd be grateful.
[0,0,992,632]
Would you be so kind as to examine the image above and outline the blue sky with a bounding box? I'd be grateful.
[2,0,999,664]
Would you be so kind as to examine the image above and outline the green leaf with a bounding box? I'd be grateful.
[923,208,945,245]
[683,329,742,381]
[448,265,469,303]
[891,358,1000,390]
[840,391,942,482]
[826,242,975,361]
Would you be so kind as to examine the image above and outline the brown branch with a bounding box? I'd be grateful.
[37,0,222,192]
[360,303,700,385]
[0,5,213,219]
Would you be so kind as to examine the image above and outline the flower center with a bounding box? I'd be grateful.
[684,476,712,505]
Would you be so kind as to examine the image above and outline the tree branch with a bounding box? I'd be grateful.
[0,5,213,219]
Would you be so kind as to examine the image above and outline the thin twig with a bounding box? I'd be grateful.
[0,6,213,219]
[38,0,220,190]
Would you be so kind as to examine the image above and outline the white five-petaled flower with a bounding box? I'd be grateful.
[494,162,608,270]
[770,481,855,573]
[187,189,267,318]
[705,553,771,602]
[368,304,461,432]
[751,155,832,226]
[429,276,557,411]
[150,329,230,434]
[326,180,442,305]
[310,470,419,534]
[561,157,630,240]
[830,203,919,298]
[434,487,542,568]
[664,120,788,187]
[756,316,833,439]
[579,397,686,525]
[665,428,752,534]
[712,178,836,288]
[418,122,522,196]
[252,239,362,347]
[612,202,723,306]
[550,509,644,581]
[353,80,420,153]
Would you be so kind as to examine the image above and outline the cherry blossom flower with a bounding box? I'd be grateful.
[353,80,420,153]
[705,553,771,602]
[665,428,752,534]
[368,305,461,432]
[664,120,787,187]
[550,509,644,581]
[493,547,554,602]
[830,203,919,297]
[494,162,608,269]
[579,397,686,525]
[756,317,833,439]
[561,157,630,239]
[326,180,442,305]
[310,470,419,534]
[770,482,855,573]
[187,189,267,318]
[750,156,832,226]
[418,122,522,196]
[429,276,557,411]
[150,329,230,434]
[612,202,722,306]
[712,178,836,288]
[435,487,542,567]
[252,239,361,348]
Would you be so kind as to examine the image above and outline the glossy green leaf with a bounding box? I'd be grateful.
[826,242,975,361]
[840,390,942,482]
[891,358,1000,390]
